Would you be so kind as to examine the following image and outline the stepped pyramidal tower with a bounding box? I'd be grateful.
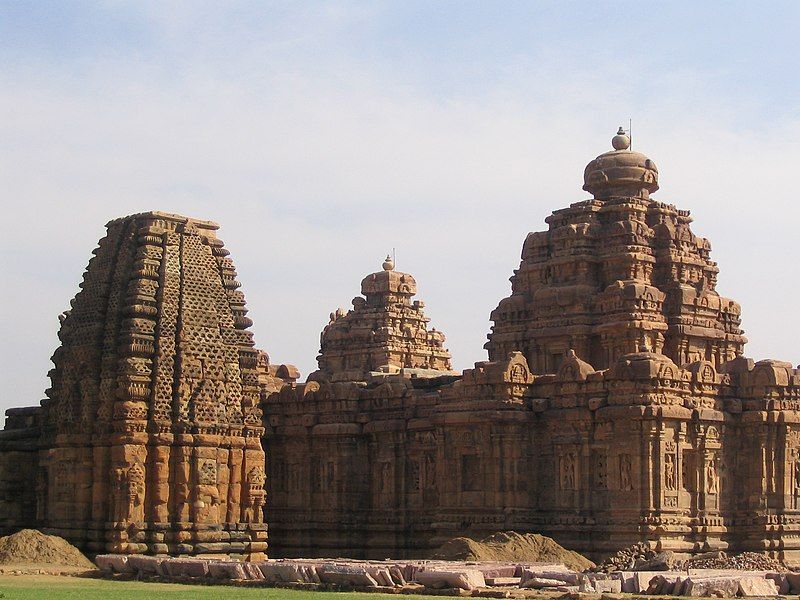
[39,212,267,555]
[486,128,746,373]
[311,256,453,382]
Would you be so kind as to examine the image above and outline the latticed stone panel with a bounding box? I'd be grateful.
[30,212,267,556]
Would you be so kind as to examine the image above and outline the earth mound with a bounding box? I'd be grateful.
[0,529,95,569]
[430,531,594,571]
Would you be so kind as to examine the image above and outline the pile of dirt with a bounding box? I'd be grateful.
[0,529,95,569]
[430,531,594,571]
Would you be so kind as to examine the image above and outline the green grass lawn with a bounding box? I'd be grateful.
[0,575,431,600]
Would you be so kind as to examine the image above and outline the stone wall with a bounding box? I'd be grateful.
[263,352,800,561]
[0,407,41,535]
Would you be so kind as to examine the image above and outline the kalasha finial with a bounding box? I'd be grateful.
[612,126,631,151]
[382,255,395,271]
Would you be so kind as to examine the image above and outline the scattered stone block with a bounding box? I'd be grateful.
[761,572,786,594]
[520,569,578,585]
[207,561,247,580]
[127,555,166,576]
[520,577,568,588]
[593,578,622,593]
[375,567,395,587]
[683,576,740,597]
[631,570,683,593]
[94,554,132,574]
[302,564,321,584]
[268,563,306,583]
[737,576,778,597]
[415,569,486,591]
[318,564,379,587]
[478,566,518,578]
[485,577,521,586]
[243,562,264,580]
[389,566,407,585]
[161,558,209,578]
[784,571,800,592]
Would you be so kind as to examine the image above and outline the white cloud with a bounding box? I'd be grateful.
[1,6,798,420]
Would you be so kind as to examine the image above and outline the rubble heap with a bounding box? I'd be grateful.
[687,551,784,571]
[591,542,662,573]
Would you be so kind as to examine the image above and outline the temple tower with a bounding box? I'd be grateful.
[310,256,453,382]
[40,212,267,556]
[486,129,746,373]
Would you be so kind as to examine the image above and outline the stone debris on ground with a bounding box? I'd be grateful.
[95,554,588,591]
[592,541,673,572]
[430,531,595,572]
[593,543,785,575]
[0,529,95,570]
[686,550,784,571]
[93,552,800,597]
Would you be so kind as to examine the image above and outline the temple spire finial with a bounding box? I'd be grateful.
[612,126,631,150]
[382,255,394,271]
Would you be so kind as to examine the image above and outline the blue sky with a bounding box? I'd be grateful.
[1,1,799,417]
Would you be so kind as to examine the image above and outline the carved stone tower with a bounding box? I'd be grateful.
[40,212,267,556]
[311,256,453,382]
[486,129,746,373]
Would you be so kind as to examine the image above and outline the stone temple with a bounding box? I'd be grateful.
[1,131,799,562]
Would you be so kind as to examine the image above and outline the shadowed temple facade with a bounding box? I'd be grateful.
[1,131,798,562]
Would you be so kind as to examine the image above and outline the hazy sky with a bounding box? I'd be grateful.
[2,1,798,421]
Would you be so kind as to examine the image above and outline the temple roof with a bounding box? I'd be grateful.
[583,127,659,200]
[360,255,418,297]
[311,256,453,382]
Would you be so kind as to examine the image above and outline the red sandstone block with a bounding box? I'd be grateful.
[243,562,264,580]
[302,565,321,584]
[95,554,132,574]
[738,576,778,597]
[365,567,394,587]
[318,564,379,587]
[477,566,517,578]
[415,569,486,591]
[127,555,166,576]
[207,561,247,580]
[784,572,800,594]
[683,577,740,597]
[485,577,521,586]
[161,558,209,578]
[520,577,570,589]
[389,566,407,586]
[258,562,305,583]
[520,569,577,586]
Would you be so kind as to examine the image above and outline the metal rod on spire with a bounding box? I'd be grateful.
[629,117,633,151]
